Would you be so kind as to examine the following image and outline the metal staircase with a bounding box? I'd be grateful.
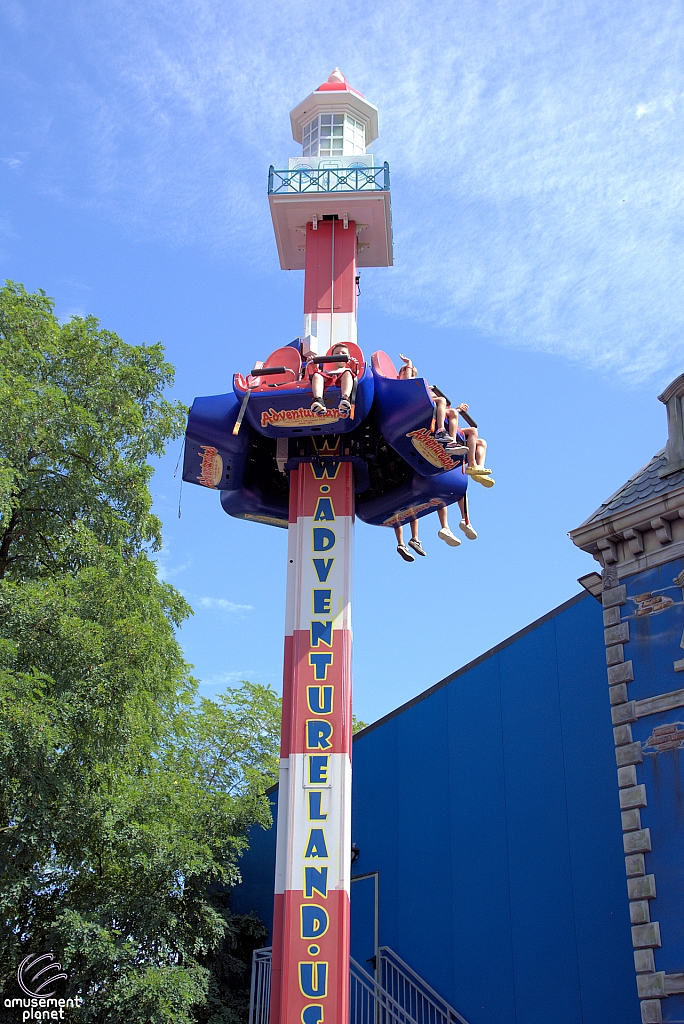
[248,946,470,1024]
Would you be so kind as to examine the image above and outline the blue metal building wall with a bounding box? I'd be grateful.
[233,591,640,1023]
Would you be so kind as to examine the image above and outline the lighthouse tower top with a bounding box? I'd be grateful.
[289,69,380,156]
[268,70,392,269]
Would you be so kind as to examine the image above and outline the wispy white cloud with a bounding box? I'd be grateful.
[197,597,253,613]
[5,0,684,381]
[58,306,88,321]
[196,669,279,700]
[153,545,190,582]
[200,670,273,686]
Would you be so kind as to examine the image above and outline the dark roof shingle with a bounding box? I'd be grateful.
[581,448,684,527]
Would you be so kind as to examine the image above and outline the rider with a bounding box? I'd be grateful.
[394,517,424,562]
[398,355,493,487]
[394,500,478,561]
[310,343,358,418]
[438,403,493,488]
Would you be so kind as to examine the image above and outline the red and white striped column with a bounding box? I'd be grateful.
[302,219,357,355]
[270,456,354,1024]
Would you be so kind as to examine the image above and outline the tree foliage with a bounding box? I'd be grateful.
[0,284,281,1023]
[0,281,184,579]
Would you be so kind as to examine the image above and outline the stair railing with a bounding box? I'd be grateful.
[248,946,470,1024]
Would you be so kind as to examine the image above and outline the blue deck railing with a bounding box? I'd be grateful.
[268,163,390,195]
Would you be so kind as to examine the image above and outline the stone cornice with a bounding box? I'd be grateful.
[569,484,684,580]
[570,485,684,550]
[658,373,684,405]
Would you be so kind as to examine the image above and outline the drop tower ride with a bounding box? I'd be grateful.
[183,69,470,1023]
[268,69,391,1024]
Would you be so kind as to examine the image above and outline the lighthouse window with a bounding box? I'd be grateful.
[302,117,319,157]
[345,116,366,154]
[319,114,345,155]
[302,114,366,157]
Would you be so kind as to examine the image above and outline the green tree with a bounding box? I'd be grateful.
[0,281,183,580]
[0,284,281,1023]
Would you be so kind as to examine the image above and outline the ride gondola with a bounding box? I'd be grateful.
[183,340,469,531]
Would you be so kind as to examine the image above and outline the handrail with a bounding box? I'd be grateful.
[248,947,272,1024]
[379,947,470,1024]
[350,956,419,1024]
[268,163,390,195]
[248,945,471,1024]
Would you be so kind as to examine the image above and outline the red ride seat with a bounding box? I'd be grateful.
[337,341,364,375]
[248,346,302,389]
[371,350,399,378]
[307,342,365,379]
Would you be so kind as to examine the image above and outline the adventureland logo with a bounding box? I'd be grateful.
[406,428,458,470]
[382,498,444,528]
[197,445,223,488]
[261,407,340,429]
[4,953,83,1021]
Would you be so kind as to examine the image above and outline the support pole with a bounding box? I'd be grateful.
[303,219,357,354]
[270,454,354,1024]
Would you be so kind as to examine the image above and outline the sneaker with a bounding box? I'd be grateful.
[408,538,426,556]
[459,519,478,540]
[444,441,469,455]
[397,544,415,562]
[438,527,461,547]
[338,398,351,418]
[434,429,450,444]
[311,400,326,416]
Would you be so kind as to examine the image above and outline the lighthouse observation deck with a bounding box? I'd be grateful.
[268,159,393,270]
[268,162,390,195]
[269,68,392,269]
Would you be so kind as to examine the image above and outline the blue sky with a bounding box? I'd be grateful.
[2,0,683,724]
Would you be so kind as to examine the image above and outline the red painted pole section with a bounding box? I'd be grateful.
[303,219,357,353]
[270,455,354,1024]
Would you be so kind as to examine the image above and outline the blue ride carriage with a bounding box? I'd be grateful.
[182,343,468,529]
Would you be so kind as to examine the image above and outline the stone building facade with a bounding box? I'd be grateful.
[570,373,684,1024]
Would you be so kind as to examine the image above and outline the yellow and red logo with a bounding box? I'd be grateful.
[406,428,457,470]
[382,498,444,527]
[261,407,340,428]
[197,445,223,488]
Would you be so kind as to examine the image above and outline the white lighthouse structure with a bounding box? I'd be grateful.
[268,69,393,357]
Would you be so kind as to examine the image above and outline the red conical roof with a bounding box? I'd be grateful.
[315,68,365,98]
